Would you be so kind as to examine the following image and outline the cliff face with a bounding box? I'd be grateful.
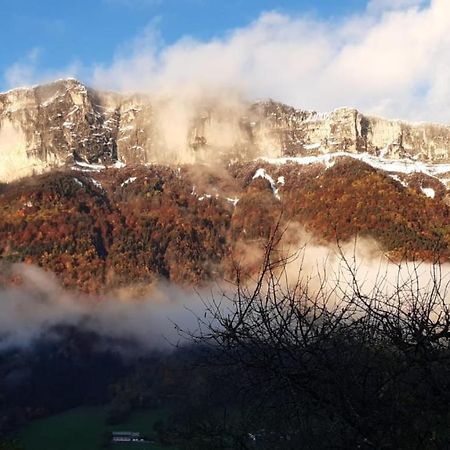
[1,78,450,182]
[254,102,450,160]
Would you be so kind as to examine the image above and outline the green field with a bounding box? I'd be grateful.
[19,406,176,450]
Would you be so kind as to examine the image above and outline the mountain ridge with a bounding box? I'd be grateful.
[2,78,450,183]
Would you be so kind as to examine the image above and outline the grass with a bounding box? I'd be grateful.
[19,406,176,450]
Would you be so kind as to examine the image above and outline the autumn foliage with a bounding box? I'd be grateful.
[0,157,449,292]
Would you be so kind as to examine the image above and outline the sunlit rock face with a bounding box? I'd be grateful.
[254,102,450,160]
[0,79,117,182]
[1,78,450,182]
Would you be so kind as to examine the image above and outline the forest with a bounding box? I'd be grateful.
[0,157,449,293]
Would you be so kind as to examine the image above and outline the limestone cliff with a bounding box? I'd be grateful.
[1,78,450,182]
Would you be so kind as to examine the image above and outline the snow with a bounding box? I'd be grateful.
[421,187,435,199]
[41,94,62,107]
[73,161,105,172]
[120,125,135,132]
[389,174,408,187]
[277,176,285,185]
[379,146,389,158]
[253,168,280,200]
[304,143,321,150]
[91,178,103,190]
[121,177,137,187]
[112,160,126,169]
[73,178,84,187]
[324,158,335,169]
[302,111,330,123]
[226,197,240,206]
[66,106,79,117]
[259,152,450,178]
[73,160,126,172]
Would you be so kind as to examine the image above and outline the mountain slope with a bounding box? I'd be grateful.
[1,156,449,293]
[3,79,450,292]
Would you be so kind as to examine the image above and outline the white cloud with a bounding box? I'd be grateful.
[4,0,450,123]
[4,48,42,88]
[367,0,428,13]
[4,49,81,90]
[89,0,450,123]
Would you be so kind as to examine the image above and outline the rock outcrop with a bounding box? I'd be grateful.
[2,78,450,182]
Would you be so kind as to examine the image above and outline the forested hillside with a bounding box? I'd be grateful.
[1,157,449,293]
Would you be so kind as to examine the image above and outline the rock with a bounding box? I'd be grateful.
[1,79,450,182]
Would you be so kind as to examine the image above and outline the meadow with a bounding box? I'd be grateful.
[19,406,175,450]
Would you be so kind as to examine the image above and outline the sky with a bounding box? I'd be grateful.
[3,0,450,123]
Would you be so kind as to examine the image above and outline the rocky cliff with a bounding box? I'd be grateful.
[2,78,450,182]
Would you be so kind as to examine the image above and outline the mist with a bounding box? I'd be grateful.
[116,88,283,167]
[0,264,207,352]
[1,230,449,353]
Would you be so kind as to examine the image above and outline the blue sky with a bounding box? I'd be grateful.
[1,0,365,91]
[2,0,446,124]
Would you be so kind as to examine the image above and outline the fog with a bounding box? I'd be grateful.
[0,264,206,352]
[124,89,282,167]
[1,229,448,353]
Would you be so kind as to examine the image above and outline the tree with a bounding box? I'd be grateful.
[184,232,450,449]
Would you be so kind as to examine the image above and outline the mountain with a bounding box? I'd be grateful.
[2,78,450,183]
[1,79,450,293]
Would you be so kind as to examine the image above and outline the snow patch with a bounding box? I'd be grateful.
[73,161,106,172]
[113,160,126,169]
[66,106,79,117]
[120,125,135,132]
[91,178,103,190]
[253,168,280,200]
[121,177,137,187]
[259,152,450,178]
[226,197,240,206]
[421,187,435,199]
[389,174,408,188]
[304,143,321,150]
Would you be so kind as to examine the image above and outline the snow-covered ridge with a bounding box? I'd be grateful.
[259,152,450,178]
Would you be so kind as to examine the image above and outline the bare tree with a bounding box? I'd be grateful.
[183,233,450,449]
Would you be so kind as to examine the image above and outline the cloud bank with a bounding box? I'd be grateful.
[90,0,448,122]
[5,1,450,123]
[0,264,205,352]
[1,230,449,354]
